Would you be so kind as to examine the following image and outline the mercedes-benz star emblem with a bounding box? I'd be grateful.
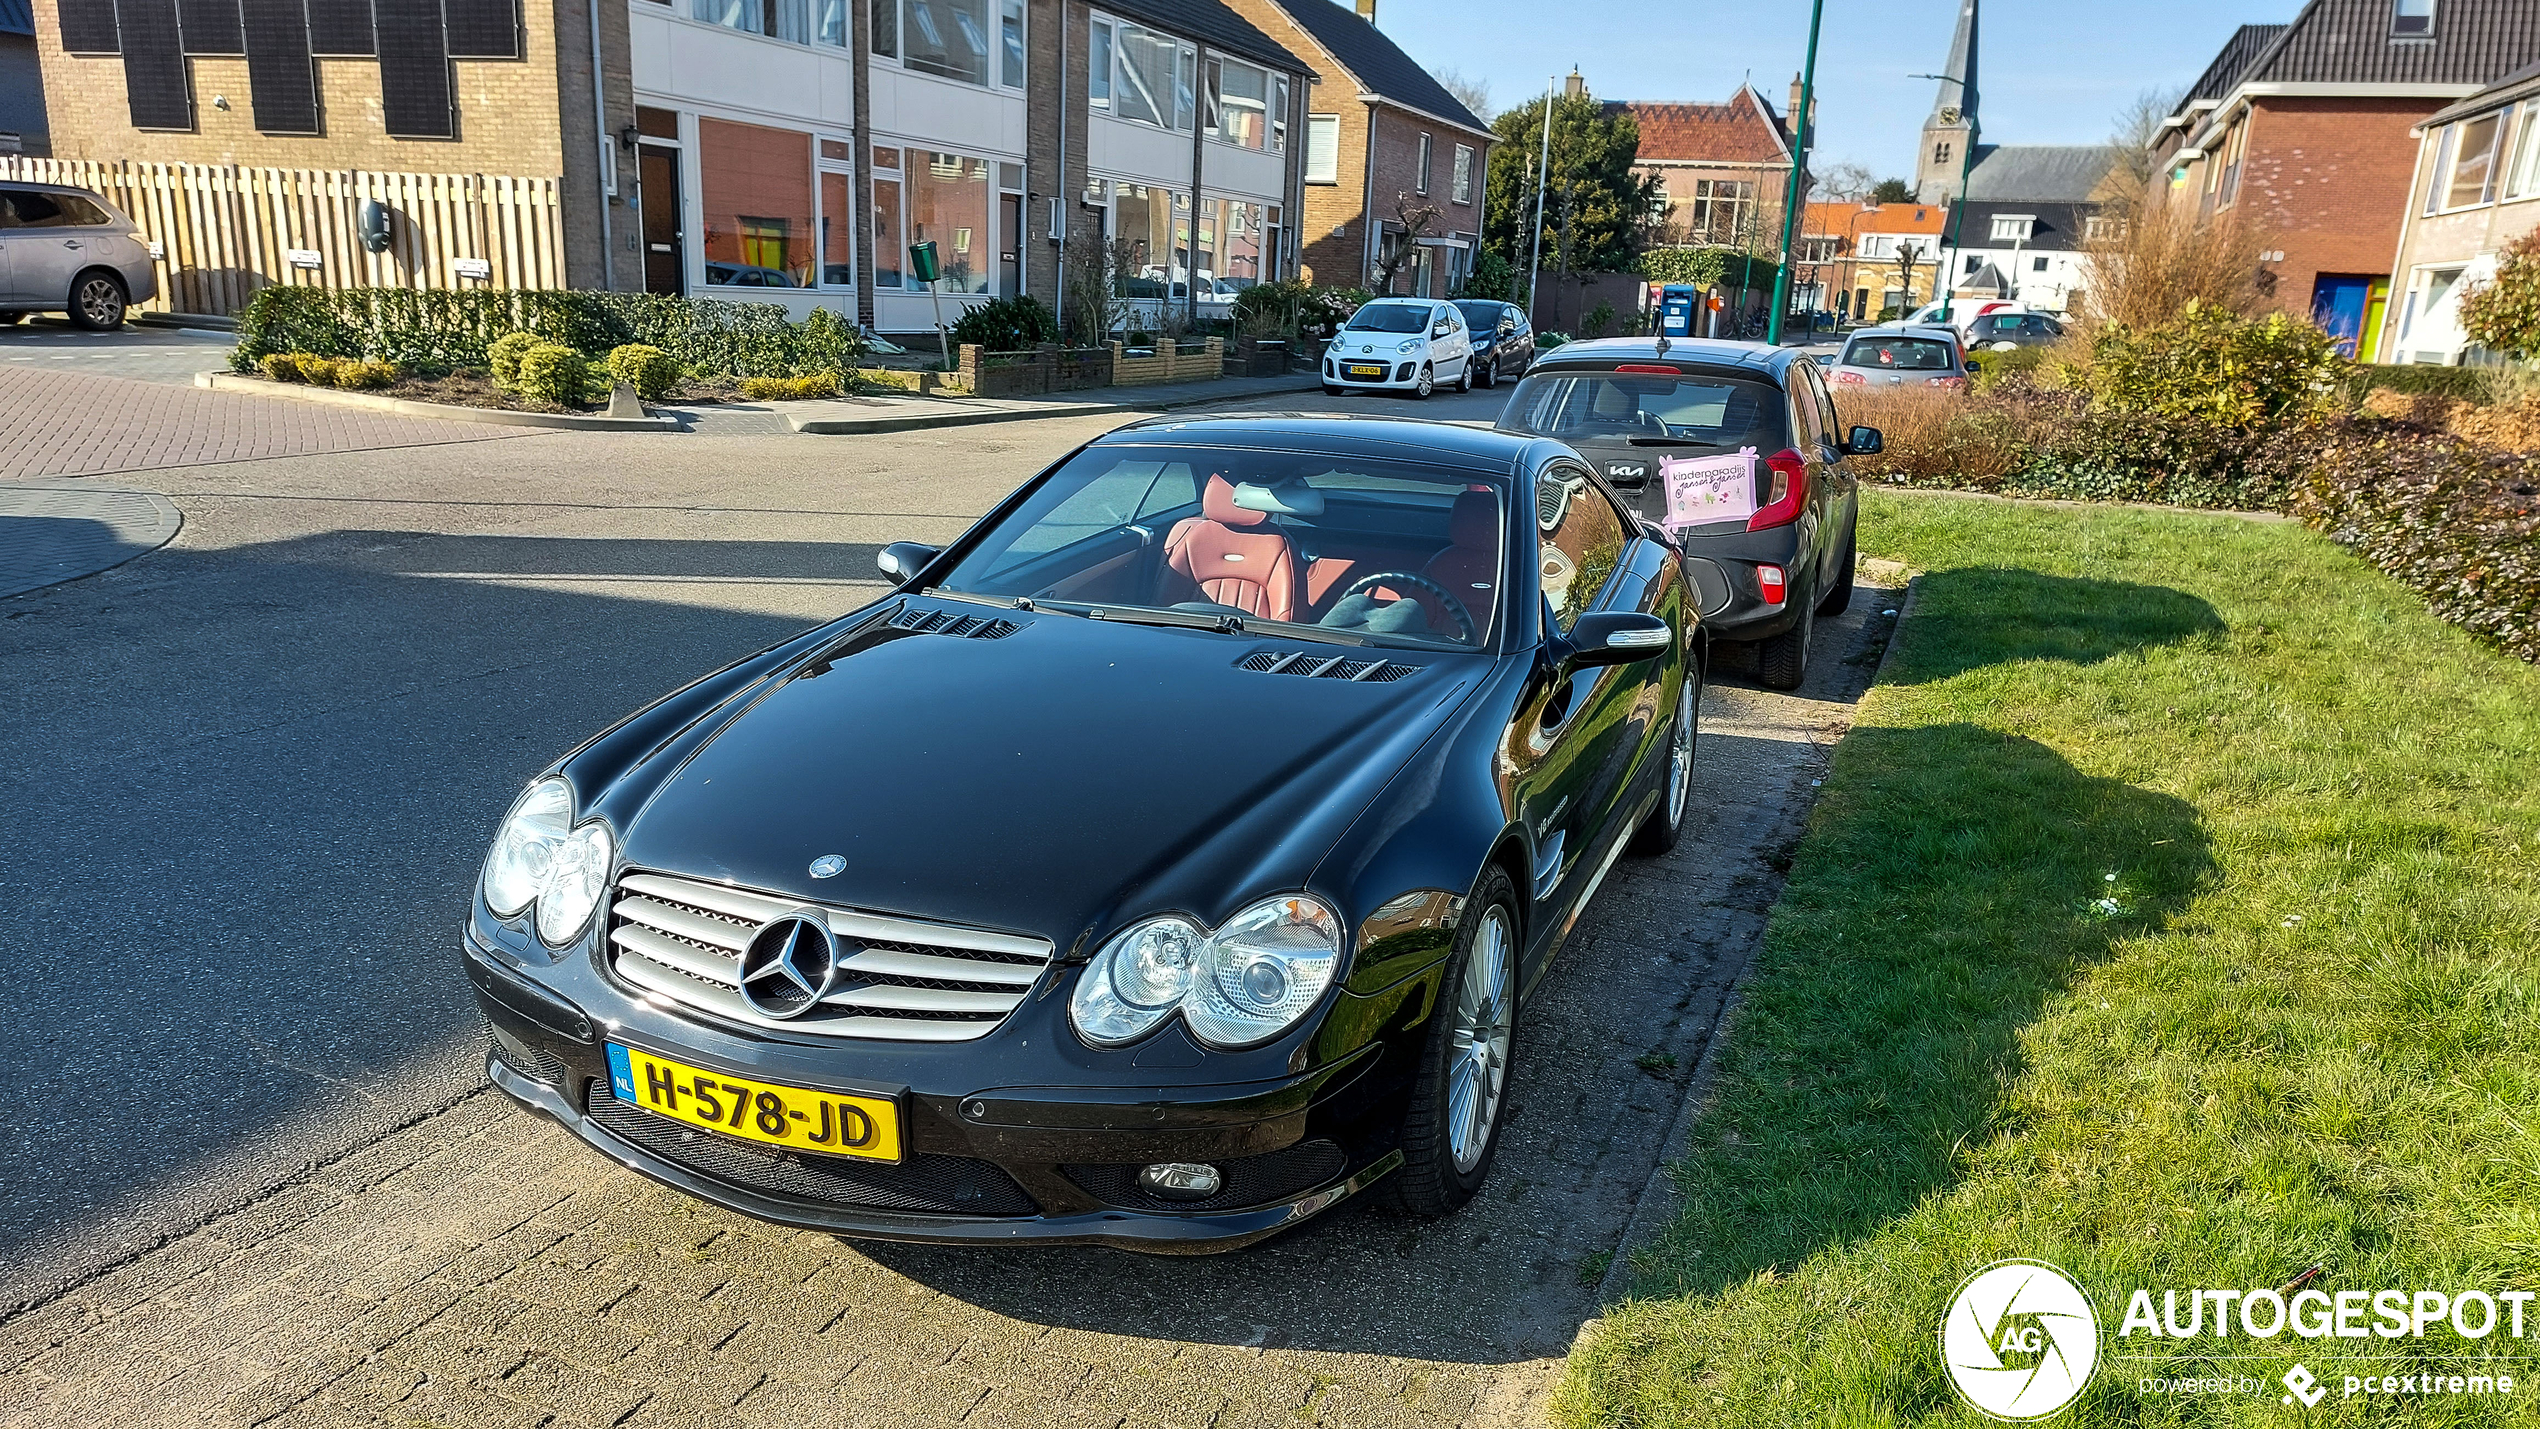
[738,913,838,1019]
[808,854,846,878]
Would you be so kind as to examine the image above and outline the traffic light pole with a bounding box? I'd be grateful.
[1765,0,1824,346]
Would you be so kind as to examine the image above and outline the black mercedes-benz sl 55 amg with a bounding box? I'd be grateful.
[463,413,1701,1252]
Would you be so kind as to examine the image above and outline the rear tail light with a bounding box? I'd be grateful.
[1747,449,1808,532]
[1926,375,1969,391]
[1757,565,1786,605]
[1831,369,1865,386]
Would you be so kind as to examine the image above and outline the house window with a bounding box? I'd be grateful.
[1092,17,1196,131]
[2032,255,2048,272]
[1416,134,1433,194]
[1306,115,1340,184]
[2084,215,2112,242]
[1110,182,1179,299]
[910,152,993,293]
[700,118,814,286]
[1452,144,1474,204]
[999,0,1023,88]
[2424,123,2457,214]
[1989,215,2033,242]
[1271,76,1289,153]
[2506,100,2540,200]
[2446,110,2504,208]
[2392,0,2434,37]
[819,170,854,286]
[1220,198,1269,281]
[694,0,810,43]
[1934,141,1951,167]
[873,148,904,287]
[1208,57,1271,149]
[872,0,896,55]
[900,0,994,85]
[814,0,846,45]
[1687,179,1753,242]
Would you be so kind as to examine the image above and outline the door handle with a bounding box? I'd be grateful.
[62,240,82,249]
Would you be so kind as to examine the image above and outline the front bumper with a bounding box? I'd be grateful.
[1323,354,1431,389]
[467,940,1406,1253]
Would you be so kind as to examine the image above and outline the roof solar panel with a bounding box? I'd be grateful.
[58,0,121,52]
[375,1,454,139]
[115,0,195,129]
[304,0,373,56]
[443,0,518,59]
[241,0,318,133]
[175,0,240,54]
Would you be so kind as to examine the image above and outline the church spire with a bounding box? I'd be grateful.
[1916,0,1979,204]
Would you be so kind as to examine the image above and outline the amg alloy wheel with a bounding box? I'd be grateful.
[1631,670,1698,855]
[1392,867,1518,1214]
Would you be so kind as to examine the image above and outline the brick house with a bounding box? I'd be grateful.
[1222,0,1491,296]
[1800,198,1948,322]
[1,0,46,154]
[1614,80,1801,254]
[34,0,634,291]
[2379,59,2540,363]
[2150,0,2540,354]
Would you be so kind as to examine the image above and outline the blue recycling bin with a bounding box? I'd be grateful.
[1657,283,1700,338]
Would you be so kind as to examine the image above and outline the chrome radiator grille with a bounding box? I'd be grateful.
[605,871,1053,1042]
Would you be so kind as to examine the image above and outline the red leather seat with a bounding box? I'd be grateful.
[1424,489,1500,598]
[1162,476,1301,622]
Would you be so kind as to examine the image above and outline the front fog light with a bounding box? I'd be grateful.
[1138,1162,1222,1200]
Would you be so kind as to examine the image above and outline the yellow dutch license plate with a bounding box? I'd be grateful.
[605,1043,902,1162]
[1348,364,1386,378]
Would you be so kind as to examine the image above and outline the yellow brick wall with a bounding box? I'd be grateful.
[34,0,566,176]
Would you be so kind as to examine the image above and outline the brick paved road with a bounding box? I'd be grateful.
[0,366,530,481]
[0,322,239,387]
[0,377,1894,1428]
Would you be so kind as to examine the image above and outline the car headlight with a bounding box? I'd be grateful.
[481,777,616,946]
[1396,339,1422,354]
[1070,895,1342,1050]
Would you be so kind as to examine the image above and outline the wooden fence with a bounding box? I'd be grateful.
[0,157,566,317]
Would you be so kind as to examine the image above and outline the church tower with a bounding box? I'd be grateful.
[1915,0,1978,203]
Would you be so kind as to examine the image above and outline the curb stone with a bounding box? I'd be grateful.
[785,373,1327,435]
[1575,572,1922,1321]
[194,371,680,432]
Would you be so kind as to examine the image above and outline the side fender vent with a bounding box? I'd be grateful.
[1236,651,1419,683]
[892,606,1021,639]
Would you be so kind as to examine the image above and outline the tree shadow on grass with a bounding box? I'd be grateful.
[1625,720,2219,1300]
[1886,568,2226,686]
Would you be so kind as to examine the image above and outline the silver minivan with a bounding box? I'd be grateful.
[0,182,158,330]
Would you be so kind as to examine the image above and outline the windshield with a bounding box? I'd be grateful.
[1498,372,1790,451]
[1346,304,1431,334]
[931,443,1504,651]
[1455,302,1504,331]
[1841,336,1955,370]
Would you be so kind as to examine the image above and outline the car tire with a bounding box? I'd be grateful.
[1391,866,1520,1218]
[1323,383,1343,396]
[1478,355,1498,389]
[1629,666,1699,856]
[1754,601,1813,691]
[1814,522,1857,616]
[67,270,128,331]
[1455,361,1473,393]
[1412,364,1434,400]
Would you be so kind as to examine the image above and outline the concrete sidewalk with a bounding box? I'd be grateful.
[780,370,1324,434]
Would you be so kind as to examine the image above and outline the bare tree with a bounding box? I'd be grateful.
[1432,67,1492,123]
[2102,85,2187,218]
[1371,193,1445,294]
[1817,161,1878,203]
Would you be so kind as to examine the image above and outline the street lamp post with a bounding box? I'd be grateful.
[1766,0,1825,345]
[1526,76,1555,324]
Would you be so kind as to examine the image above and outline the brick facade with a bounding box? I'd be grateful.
[2236,96,2445,314]
[33,0,636,290]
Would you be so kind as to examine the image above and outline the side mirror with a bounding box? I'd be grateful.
[876,540,941,586]
[1567,611,1673,667]
[1843,426,1884,456]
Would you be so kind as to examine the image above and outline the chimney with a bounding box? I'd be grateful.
[1563,69,1585,101]
[1354,0,1374,21]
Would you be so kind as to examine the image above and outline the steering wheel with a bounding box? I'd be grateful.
[1336,571,1477,643]
[1633,408,1669,436]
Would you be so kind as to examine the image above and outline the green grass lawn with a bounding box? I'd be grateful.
[1558,491,2540,1427]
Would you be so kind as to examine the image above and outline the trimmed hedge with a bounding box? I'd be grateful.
[2295,432,2540,663]
[231,287,863,379]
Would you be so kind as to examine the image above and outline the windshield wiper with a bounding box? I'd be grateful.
[1037,600,1245,634]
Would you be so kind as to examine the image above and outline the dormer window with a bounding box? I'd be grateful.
[2393,0,2435,38]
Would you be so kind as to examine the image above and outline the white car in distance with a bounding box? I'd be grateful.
[1321,297,1475,399]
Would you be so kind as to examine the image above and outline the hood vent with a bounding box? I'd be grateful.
[891,605,1021,639]
[1237,650,1419,683]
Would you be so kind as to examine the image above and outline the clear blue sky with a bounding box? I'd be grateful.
[1370,0,2285,178]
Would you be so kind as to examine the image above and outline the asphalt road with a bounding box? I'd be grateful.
[3,364,1895,1427]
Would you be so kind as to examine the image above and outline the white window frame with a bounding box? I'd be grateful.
[867,0,1010,89]
[2392,0,2435,38]
[1989,214,2034,243]
[1305,114,1340,184]
[1088,11,1197,133]
[1451,143,1473,205]
[1415,133,1433,195]
[2440,109,2506,210]
[1206,55,1273,151]
[816,136,858,291]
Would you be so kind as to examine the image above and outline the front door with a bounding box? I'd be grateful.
[998,193,1022,297]
[639,148,684,297]
[2311,274,2376,359]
